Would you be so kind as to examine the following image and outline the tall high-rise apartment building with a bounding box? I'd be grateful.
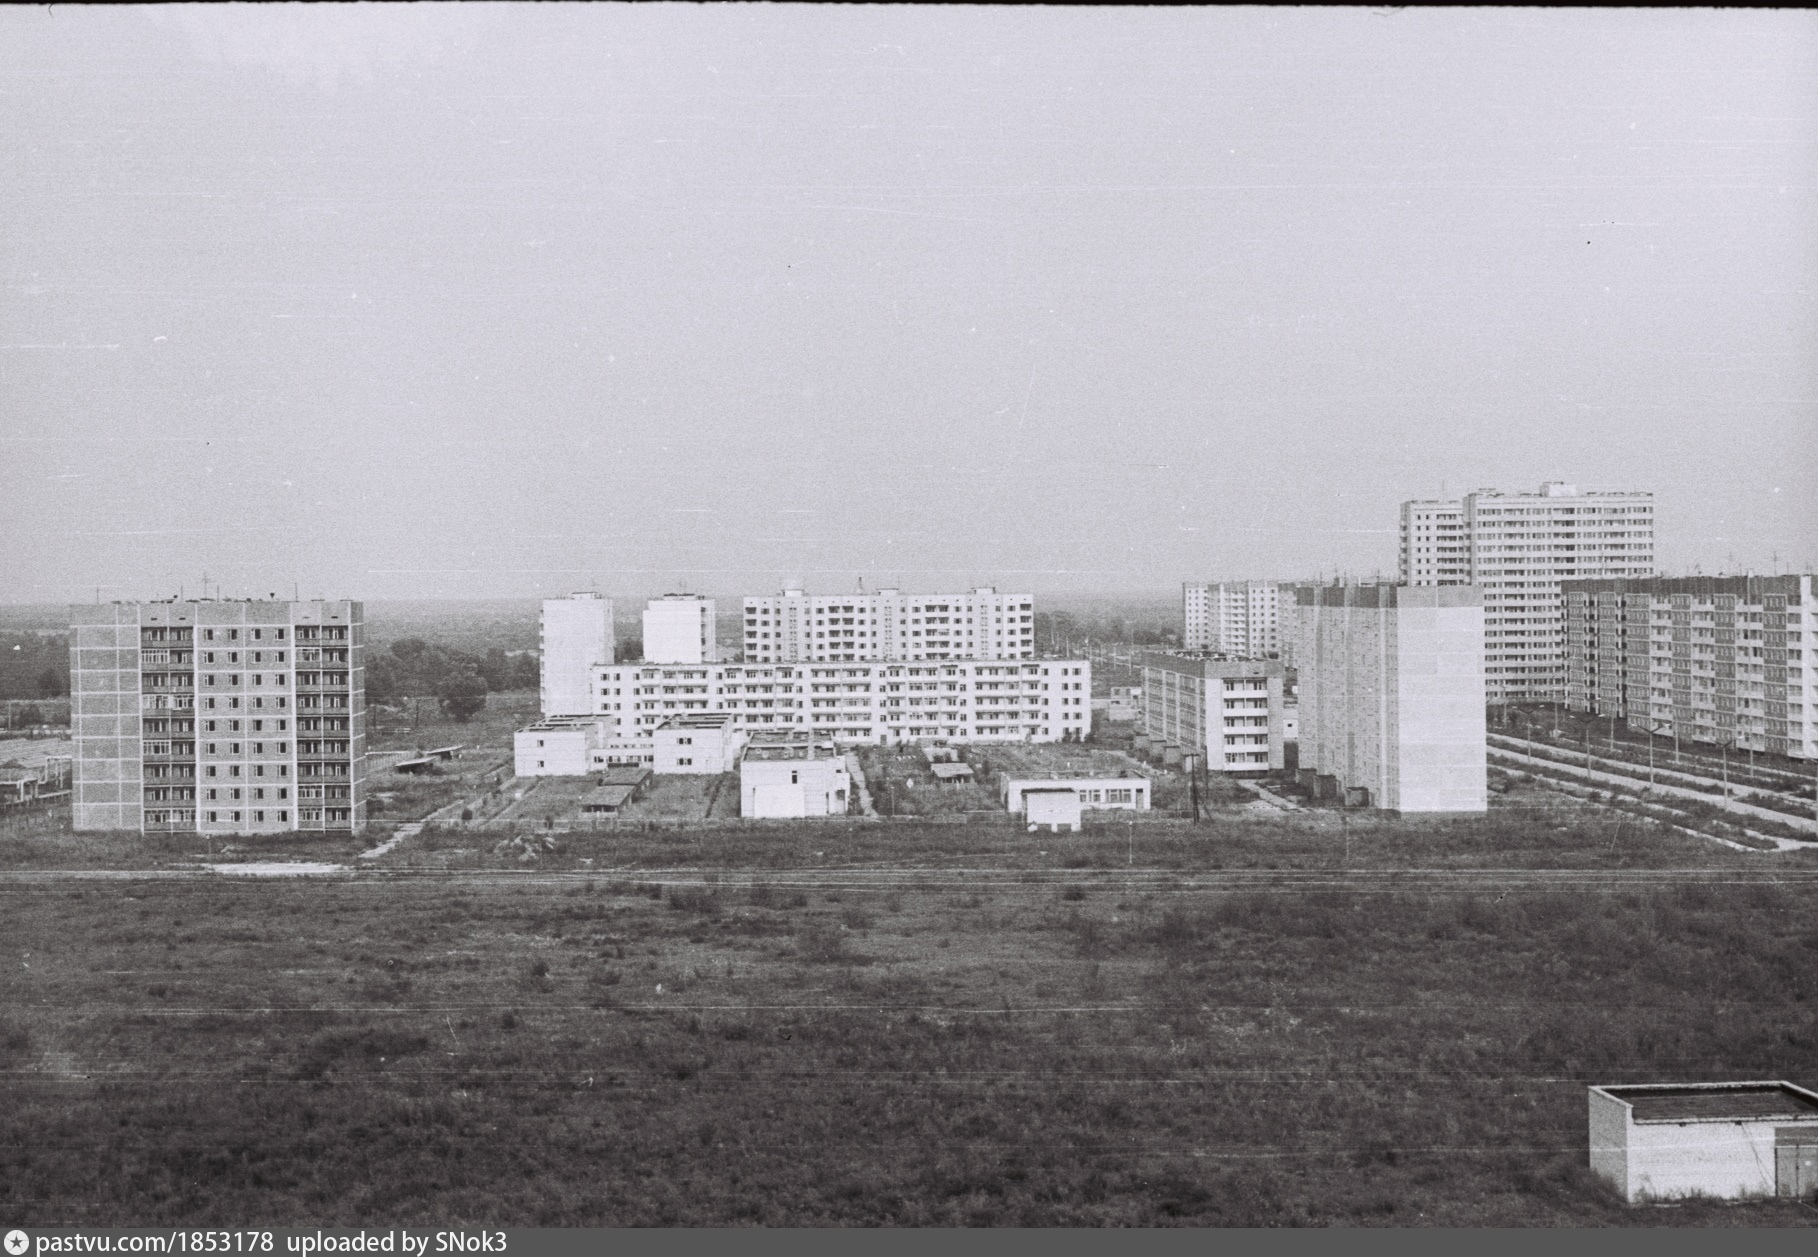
[643,594,716,665]
[742,587,1034,663]
[1293,584,1487,813]
[540,592,613,716]
[1397,482,1654,702]
[1563,574,1814,760]
[1181,581,1296,661]
[71,599,365,835]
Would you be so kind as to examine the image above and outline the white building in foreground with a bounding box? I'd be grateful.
[513,717,603,777]
[1588,1082,1818,1203]
[1293,583,1486,813]
[1003,776,1150,814]
[743,586,1035,663]
[540,593,613,717]
[740,732,850,818]
[652,713,746,774]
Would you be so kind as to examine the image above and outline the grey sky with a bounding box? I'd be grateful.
[4,4,1814,603]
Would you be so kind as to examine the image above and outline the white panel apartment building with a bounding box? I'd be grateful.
[1398,482,1654,703]
[643,594,717,665]
[1563,574,1815,760]
[742,587,1034,663]
[539,593,613,717]
[580,657,1091,746]
[1294,583,1487,813]
[1181,581,1296,661]
[1138,653,1285,774]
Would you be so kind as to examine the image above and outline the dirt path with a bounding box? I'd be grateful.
[1490,746,1817,837]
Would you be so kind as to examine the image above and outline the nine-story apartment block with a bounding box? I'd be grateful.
[743,587,1034,663]
[71,599,365,836]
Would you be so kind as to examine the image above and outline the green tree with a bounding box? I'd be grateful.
[36,666,64,698]
[436,669,489,723]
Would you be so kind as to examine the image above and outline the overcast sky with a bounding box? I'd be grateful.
[3,5,1814,604]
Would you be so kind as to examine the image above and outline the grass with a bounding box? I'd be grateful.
[5,850,1818,1226]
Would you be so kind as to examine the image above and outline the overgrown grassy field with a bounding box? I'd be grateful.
[5,808,1818,1226]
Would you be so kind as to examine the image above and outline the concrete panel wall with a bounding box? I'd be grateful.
[1587,1091,1631,1200]
[1628,1121,1782,1202]
[1393,603,1488,812]
[71,609,142,833]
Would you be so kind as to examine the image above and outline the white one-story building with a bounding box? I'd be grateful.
[1003,776,1151,816]
[739,732,850,819]
[513,718,603,777]
[653,713,747,775]
[1588,1081,1818,1203]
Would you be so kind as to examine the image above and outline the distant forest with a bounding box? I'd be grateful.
[0,633,68,702]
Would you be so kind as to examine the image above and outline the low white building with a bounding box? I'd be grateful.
[653,713,745,774]
[513,718,603,777]
[1003,776,1150,815]
[1023,787,1083,833]
[1589,1082,1818,1203]
[739,732,850,818]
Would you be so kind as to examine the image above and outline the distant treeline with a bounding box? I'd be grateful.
[366,638,538,707]
[0,634,69,701]
[1034,609,1178,649]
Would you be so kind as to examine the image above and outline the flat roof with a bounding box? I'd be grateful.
[658,713,736,729]
[1598,1083,1818,1123]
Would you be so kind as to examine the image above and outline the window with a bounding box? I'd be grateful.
[679,757,693,766]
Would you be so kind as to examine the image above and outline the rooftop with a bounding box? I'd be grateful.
[1597,1082,1818,1123]
[657,712,738,730]
[743,732,839,761]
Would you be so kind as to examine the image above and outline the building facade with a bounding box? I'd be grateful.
[643,594,717,665]
[512,656,1093,773]
[514,717,602,777]
[1562,574,1815,760]
[1588,1082,1818,1204]
[1181,581,1296,660]
[1397,482,1654,703]
[740,732,850,818]
[1003,776,1151,814]
[539,592,613,717]
[71,599,365,835]
[1293,583,1486,813]
[1138,653,1285,774]
[742,586,1034,663]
